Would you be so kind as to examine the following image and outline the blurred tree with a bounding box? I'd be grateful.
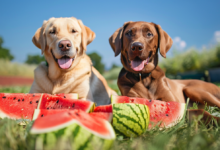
[25,54,45,65]
[88,52,105,74]
[110,63,120,70]
[0,36,14,61]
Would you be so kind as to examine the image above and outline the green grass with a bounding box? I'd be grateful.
[0,86,31,93]
[1,110,220,150]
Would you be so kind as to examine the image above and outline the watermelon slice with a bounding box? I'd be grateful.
[54,93,78,99]
[0,93,42,120]
[30,110,115,150]
[94,105,113,113]
[0,93,94,120]
[32,109,76,120]
[39,95,94,112]
[89,112,113,122]
[32,110,112,122]
[112,95,186,129]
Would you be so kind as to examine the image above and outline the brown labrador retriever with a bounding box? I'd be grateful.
[30,17,117,105]
[109,21,220,124]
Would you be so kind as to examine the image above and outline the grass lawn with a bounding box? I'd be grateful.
[1,84,220,150]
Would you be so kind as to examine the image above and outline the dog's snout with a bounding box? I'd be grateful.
[58,40,72,51]
[131,42,144,51]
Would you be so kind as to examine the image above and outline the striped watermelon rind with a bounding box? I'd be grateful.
[113,103,150,137]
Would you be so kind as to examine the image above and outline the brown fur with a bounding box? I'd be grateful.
[109,21,220,124]
[30,17,117,105]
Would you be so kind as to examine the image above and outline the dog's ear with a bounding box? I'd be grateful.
[154,24,173,58]
[77,19,96,51]
[109,21,132,57]
[32,20,48,54]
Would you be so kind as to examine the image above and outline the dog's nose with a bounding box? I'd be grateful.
[58,40,72,51]
[131,42,144,51]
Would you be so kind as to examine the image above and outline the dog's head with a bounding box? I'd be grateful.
[32,17,95,70]
[109,21,172,74]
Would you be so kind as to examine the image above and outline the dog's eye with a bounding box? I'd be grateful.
[126,30,133,36]
[49,30,56,34]
[72,29,77,33]
[147,32,153,37]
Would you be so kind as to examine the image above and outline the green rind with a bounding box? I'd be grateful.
[111,95,117,104]
[112,103,150,137]
[30,122,115,150]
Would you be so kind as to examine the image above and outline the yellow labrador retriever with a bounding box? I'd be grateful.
[30,17,116,105]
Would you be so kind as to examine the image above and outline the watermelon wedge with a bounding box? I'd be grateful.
[30,110,115,150]
[89,112,113,122]
[32,110,112,121]
[32,109,76,120]
[0,93,42,120]
[0,93,94,120]
[54,93,78,99]
[94,105,113,113]
[112,95,186,129]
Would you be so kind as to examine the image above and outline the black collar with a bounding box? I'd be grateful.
[128,71,151,81]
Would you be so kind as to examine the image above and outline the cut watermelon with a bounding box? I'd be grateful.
[0,93,94,120]
[54,93,78,99]
[39,95,94,112]
[30,110,115,150]
[94,105,113,113]
[89,112,113,122]
[0,93,42,120]
[32,109,76,120]
[111,95,186,129]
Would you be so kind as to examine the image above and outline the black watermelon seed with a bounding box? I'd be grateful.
[75,112,79,116]
[166,114,169,116]
[64,96,66,98]
[30,101,32,104]
[2,96,6,99]
[22,99,24,101]
[13,97,16,100]
[56,100,59,103]
[72,103,75,107]
[33,94,35,97]
[149,99,152,102]
[18,99,20,102]
[36,101,39,103]
[41,115,44,117]
[47,107,49,110]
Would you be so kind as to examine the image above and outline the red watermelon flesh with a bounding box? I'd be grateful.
[94,105,113,113]
[0,93,42,120]
[32,109,76,120]
[54,93,78,99]
[111,95,186,129]
[30,109,115,138]
[89,112,113,122]
[39,95,94,112]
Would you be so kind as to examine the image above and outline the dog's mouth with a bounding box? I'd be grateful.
[131,57,149,71]
[51,51,76,69]
[130,51,153,72]
[57,56,76,69]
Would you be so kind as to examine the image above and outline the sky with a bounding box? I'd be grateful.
[0,0,220,68]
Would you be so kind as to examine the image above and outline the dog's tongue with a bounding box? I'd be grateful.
[131,59,144,71]
[58,57,72,69]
